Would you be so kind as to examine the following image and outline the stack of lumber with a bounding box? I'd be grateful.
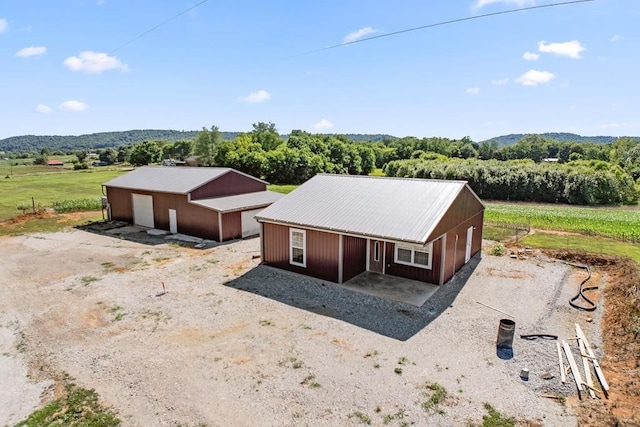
[557,324,609,400]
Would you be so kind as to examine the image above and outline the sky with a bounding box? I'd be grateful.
[1,0,638,141]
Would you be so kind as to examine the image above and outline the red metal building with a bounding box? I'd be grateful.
[103,166,282,241]
[255,174,484,285]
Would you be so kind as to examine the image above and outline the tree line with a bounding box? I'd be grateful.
[384,157,639,205]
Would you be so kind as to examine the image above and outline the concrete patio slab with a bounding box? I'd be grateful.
[340,271,439,307]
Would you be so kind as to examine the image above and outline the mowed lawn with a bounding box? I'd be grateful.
[0,169,126,221]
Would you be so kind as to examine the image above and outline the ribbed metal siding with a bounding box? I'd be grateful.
[342,236,367,282]
[107,188,220,240]
[222,211,242,241]
[191,171,267,200]
[426,186,484,242]
[385,239,442,284]
[107,187,134,222]
[441,211,484,283]
[262,222,339,282]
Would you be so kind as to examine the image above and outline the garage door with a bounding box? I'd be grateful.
[132,194,155,228]
[241,209,263,238]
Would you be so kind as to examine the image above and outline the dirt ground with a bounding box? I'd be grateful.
[0,225,628,426]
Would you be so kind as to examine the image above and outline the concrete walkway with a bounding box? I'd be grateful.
[340,271,439,307]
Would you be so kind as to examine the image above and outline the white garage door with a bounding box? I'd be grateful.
[132,194,155,228]
[241,209,263,238]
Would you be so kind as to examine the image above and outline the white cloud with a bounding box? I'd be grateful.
[610,34,622,42]
[343,27,378,44]
[59,100,89,112]
[312,119,334,130]
[538,40,585,59]
[35,104,52,114]
[241,90,271,103]
[0,18,8,33]
[63,51,129,73]
[515,69,555,86]
[15,46,47,58]
[491,78,508,85]
[523,51,539,61]
[466,87,480,95]
[473,0,534,10]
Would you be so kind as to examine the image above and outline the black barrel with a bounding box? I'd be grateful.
[496,318,515,348]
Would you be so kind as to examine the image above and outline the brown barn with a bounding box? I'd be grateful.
[103,166,282,241]
[255,174,484,285]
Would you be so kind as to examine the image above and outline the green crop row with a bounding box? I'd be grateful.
[53,198,103,213]
[485,203,640,242]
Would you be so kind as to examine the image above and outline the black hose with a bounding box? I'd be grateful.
[520,334,558,340]
[563,261,598,311]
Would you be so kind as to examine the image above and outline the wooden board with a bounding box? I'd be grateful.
[578,335,596,398]
[562,340,584,398]
[576,323,610,394]
[557,341,566,383]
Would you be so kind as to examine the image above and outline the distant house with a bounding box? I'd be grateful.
[256,174,484,286]
[103,166,282,241]
[47,159,64,166]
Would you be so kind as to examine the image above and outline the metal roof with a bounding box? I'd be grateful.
[190,191,284,213]
[103,166,267,194]
[256,174,478,244]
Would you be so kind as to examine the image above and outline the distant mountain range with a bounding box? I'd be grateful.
[479,132,622,146]
[0,129,631,153]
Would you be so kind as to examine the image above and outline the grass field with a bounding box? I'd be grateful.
[520,232,640,264]
[268,184,298,194]
[0,155,79,176]
[485,202,640,242]
[0,168,126,221]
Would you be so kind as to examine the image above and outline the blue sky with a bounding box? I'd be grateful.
[1,0,637,141]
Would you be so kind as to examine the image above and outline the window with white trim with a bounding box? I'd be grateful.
[394,243,433,269]
[289,228,306,267]
[373,241,380,262]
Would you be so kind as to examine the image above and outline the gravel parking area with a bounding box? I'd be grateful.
[0,227,602,426]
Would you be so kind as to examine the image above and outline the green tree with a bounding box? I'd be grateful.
[251,122,282,151]
[194,126,221,166]
[214,133,268,177]
[99,148,118,164]
[75,150,88,163]
[117,146,132,163]
[129,140,163,166]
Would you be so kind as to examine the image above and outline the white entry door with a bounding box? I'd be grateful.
[465,226,473,263]
[241,209,263,238]
[169,209,177,234]
[132,194,154,228]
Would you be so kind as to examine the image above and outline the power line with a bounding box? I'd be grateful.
[109,0,209,55]
[285,0,594,59]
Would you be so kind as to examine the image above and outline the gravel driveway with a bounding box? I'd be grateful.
[0,228,601,426]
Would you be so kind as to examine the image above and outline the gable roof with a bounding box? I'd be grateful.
[255,174,483,244]
[103,166,267,194]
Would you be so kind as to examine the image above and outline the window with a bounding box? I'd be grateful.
[374,241,380,262]
[394,243,433,269]
[289,228,306,267]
